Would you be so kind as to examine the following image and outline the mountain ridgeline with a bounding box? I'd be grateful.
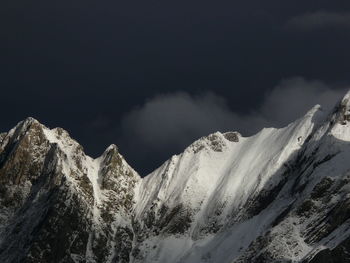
[2,92,350,262]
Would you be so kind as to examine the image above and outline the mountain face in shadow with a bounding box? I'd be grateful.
[1,92,350,262]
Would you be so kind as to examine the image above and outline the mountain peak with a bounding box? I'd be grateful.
[16,117,42,133]
[103,144,119,155]
[342,89,350,101]
[185,131,241,154]
[336,90,350,123]
[22,116,39,124]
[2,92,350,262]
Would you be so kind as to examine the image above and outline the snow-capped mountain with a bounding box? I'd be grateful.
[1,91,350,262]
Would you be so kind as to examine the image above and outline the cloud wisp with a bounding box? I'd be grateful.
[286,11,350,31]
[118,77,347,174]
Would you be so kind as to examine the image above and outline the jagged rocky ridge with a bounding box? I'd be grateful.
[2,92,350,262]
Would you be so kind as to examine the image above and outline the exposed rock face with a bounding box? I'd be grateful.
[0,118,140,263]
[1,92,350,262]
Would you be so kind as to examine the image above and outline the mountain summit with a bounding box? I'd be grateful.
[1,91,350,262]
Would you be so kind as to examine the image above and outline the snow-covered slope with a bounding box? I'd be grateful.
[131,104,327,262]
[2,91,350,262]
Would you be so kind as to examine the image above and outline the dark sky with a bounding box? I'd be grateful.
[1,0,350,175]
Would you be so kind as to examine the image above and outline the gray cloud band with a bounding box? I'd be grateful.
[118,77,347,172]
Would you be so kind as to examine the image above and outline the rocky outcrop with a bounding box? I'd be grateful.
[0,118,140,263]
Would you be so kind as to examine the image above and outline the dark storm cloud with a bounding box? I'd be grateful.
[118,77,347,174]
[0,0,349,174]
[286,11,350,30]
